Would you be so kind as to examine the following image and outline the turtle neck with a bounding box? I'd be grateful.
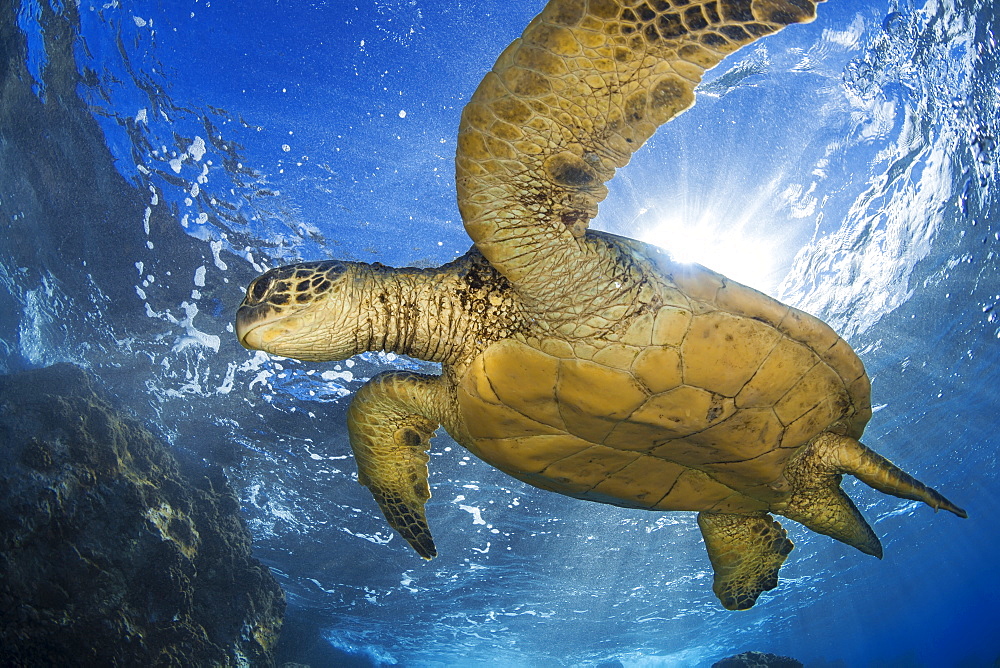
[355,249,524,371]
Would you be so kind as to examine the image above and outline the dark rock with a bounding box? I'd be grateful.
[712,650,804,668]
[0,364,285,667]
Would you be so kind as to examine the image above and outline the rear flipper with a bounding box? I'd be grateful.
[348,371,445,559]
[697,511,794,611]
[776,432,967,558]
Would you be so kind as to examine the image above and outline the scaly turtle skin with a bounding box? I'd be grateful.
[235,0,966,610]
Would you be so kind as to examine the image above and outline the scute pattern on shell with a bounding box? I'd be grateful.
[457,242,870,512]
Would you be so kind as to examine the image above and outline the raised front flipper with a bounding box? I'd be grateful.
[347,371,449,559]
[456,0,824,296]
[697,511,794,610]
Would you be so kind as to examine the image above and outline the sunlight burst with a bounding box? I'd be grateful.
[634,204,784,295]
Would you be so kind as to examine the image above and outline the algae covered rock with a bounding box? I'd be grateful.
[712,651,804,668]
[0,363,284,667]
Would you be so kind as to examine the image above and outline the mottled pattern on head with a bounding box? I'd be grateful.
[244,261,347,309]
[236,261,350,354]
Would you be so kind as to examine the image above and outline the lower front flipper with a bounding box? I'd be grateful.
[697,511,794,610]
[348,371,444,559]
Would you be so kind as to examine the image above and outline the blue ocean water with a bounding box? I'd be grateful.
[2,0,998,665]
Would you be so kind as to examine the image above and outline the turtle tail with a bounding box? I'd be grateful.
[775,432,966,558]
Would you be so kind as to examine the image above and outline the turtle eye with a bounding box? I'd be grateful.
[248,276,270,303]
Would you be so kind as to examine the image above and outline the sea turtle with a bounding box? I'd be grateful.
[235,0,966,609]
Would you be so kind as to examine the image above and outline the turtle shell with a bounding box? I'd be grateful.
[455,238,871,513]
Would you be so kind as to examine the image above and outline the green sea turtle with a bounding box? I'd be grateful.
[235,0,966,609]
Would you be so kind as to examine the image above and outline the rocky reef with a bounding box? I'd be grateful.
[0,364,284,666]
[712,651,804,668]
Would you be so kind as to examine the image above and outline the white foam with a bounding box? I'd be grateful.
[459,504,486,526]
[209,239,228,270]
[340,527,394,545]
[188,135,207,161]
[216,362,236,395]
[169,301,221,353]
[320,369,354,383]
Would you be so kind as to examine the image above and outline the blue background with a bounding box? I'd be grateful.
[3,0,998,665]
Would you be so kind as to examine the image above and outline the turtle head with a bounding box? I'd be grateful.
[236,260,362,361]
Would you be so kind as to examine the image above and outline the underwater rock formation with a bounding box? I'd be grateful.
[712,651,804,668]
[0,364,285,667]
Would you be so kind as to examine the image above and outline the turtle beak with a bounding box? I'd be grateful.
[236,304,305,353]
[235,302,268,350]
[236,260,350,355]
[236,269,290,351]
[236,297,299,351]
